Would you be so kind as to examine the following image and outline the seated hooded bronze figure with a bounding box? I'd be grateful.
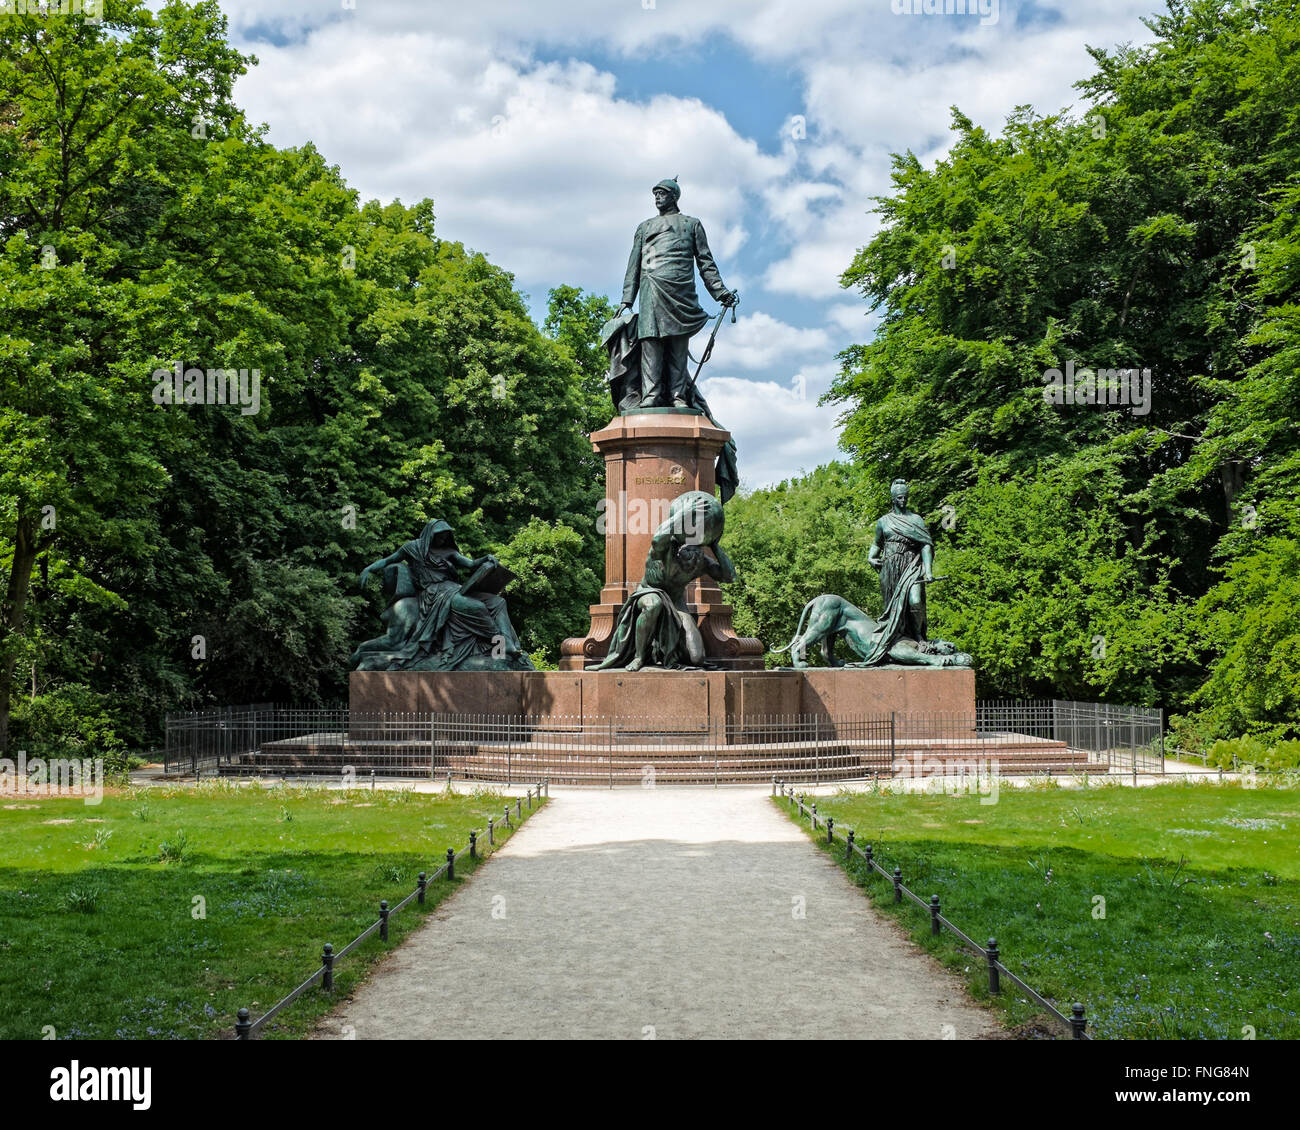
[349,520,532,671]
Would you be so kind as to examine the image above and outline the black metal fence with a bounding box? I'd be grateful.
[164,699,1166,785]
[781,786,1091,1039]
[235,782,548,1040]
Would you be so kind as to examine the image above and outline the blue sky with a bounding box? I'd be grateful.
[215,0,1161,489]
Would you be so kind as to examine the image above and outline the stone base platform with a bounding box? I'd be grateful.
[348,665,976,729]
[211,668,1107,784]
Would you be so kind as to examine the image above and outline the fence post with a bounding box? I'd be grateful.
[865,843,873,871]
[1160,708,1166,776]
[488,817,495,846]
[986,938,1000,994]
[930,894,941,936]
[446,847,455,881]
[469,831,478,860]
[380,899,389,942]
[826,816,834,844]
[1070,1002,1087,1039]
[526,788,533,810]
[893,867,902,904]
[516,797,522,820]
[321,943,334,991]
[236,1007,251,1040]
[846,829,854,862]
[890,711,896,773]
[417,872,427,905]
[370,768,376,792]
[504,804,512,829]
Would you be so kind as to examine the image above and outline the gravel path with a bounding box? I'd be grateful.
[314,788,1000,1040]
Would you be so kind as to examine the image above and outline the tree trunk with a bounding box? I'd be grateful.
[1220,460,1247,514]
[0,513,39,755]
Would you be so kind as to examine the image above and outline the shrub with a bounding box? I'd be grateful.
[12,684,127,765]
[158,829,189,864]
[64,887,103,913]
[1263,740,1300,771]
[1206,735,1269,770]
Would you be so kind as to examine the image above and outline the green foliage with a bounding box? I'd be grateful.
[0,3,609,750]
[496,518,600,664]
[11,684,126,760]
[157,829,190,864]
[724,464,885,664]
[821,0,1300,729]
[63,887,104,915]
[1206,736,1300,771]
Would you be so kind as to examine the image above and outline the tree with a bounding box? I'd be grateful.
[823,0,1300,721]
[1,2,608,750]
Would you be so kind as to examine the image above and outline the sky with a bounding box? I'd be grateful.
[215,0,1162,490]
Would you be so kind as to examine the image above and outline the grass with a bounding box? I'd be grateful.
[778,779,1300,1039]
[0,780,538,1039]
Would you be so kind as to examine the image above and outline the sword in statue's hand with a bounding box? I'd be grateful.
[687,289,739,391]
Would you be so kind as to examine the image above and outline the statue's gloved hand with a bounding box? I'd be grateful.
[358,566,372,591]
[719,290,737,308]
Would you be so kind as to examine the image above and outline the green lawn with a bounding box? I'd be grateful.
[0,781,539,1039]
[779,779,1300,1039]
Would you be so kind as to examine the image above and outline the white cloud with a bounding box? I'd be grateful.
[824,302,880,338]
[700,364,842,489]
[219,0,1164,483]
[716,311,833,370]
[234,26,788,292]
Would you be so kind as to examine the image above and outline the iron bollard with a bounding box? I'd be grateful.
[516,797,522,820]
[986,938,1001,994]
[893,867,902,904]
[417,872,427,905]
[469,831,478,860]
[235,1007,251,1040]
[527,788,533,810]
[826,816,834,844]
[446,847,455,881]
[812,801,818,816]
[846,829,855,862]
[1071,1002,1087,1039]
[930,894,941,936]
[865,843,874,871]
[504,804,512,829]
[380,899,389,941]
[321,943,335,991]
[370,768,376,792]
[488,817,495,846]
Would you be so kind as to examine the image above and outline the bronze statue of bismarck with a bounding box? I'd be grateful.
[617,177,737,408]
